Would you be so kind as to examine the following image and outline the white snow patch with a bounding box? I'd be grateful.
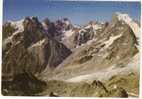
[103,34,122,48]
[116,12,140,38]
[10,19,24,33]
[64,20,70,26]
[3,19,25,45]
[63,30,74,37]
[86,38,96,45]
[92,24,102,30]
[113,85,117,89]
[116,12,132,23]
[84,24,102,31]
[84,24,91,29]
[118,27,123,30]
[30,39,46,48]
[79,28,86,34]
[42,22,48,30]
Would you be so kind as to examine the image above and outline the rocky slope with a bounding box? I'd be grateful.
[40,13,140,97]
[2,12,140,97]
[2,17,71,80]
[47,13,139,80]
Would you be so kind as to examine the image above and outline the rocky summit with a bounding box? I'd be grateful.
[2,12,140,97]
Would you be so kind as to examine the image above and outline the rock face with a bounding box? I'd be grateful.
[2,22,16,40]
[42,18,104,49]
[42,18,73,41]
[2,17,72,81]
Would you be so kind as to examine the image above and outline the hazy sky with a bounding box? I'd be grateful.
[3,0,141,25]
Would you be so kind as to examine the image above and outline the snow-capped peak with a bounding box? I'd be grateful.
[62,18,71,26]
[10,19,24,33]
[115,12,132,23]
[3,19,25,45]
[115,12,140,39]
[84,22,102,31]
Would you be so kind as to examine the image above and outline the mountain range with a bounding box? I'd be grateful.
[2,12,140,97]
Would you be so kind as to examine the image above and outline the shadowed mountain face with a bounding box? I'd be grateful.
[2,13,140,97]
[2,17,72,80]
